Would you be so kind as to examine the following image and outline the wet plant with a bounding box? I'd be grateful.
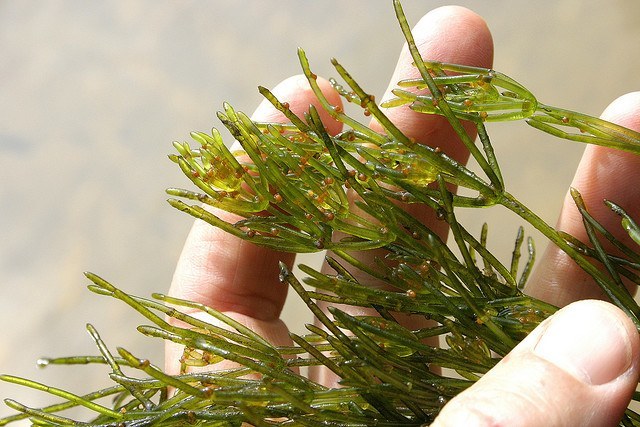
[3,1,640,425]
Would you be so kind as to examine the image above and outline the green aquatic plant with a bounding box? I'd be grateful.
[2,1,640,425]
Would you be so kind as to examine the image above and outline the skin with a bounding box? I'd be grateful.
[167,6,640,426]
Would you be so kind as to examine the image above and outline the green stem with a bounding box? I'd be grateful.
[0,375,123,420]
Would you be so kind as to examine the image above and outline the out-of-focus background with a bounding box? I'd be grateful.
[1,0,638,422]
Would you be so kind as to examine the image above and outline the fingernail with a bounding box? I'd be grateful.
[534,301,634,385]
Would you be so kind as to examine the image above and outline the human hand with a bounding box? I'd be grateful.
[166,5,640,426]
[435,88,640,425]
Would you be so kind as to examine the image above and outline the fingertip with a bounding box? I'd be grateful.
[531,300,638,386]
[385,5,493,94]
[374,4,493,159]
[412,6,494,67]
[600,91,640,131]
[251,74,343,135]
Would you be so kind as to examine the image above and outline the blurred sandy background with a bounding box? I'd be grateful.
[1,1,639,422]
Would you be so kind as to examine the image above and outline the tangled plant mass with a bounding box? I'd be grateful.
[2,1,640,425]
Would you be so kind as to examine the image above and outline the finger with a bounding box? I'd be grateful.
[433,300,640,426]
[169,74,342,321]
[314,6,493,386]
[372,5,494,234]
[526,92,640,307]
[165,75,342,374]
[324,6,493,282]
[366,5,494,264]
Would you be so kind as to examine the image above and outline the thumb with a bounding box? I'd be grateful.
[433,300,640,427]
